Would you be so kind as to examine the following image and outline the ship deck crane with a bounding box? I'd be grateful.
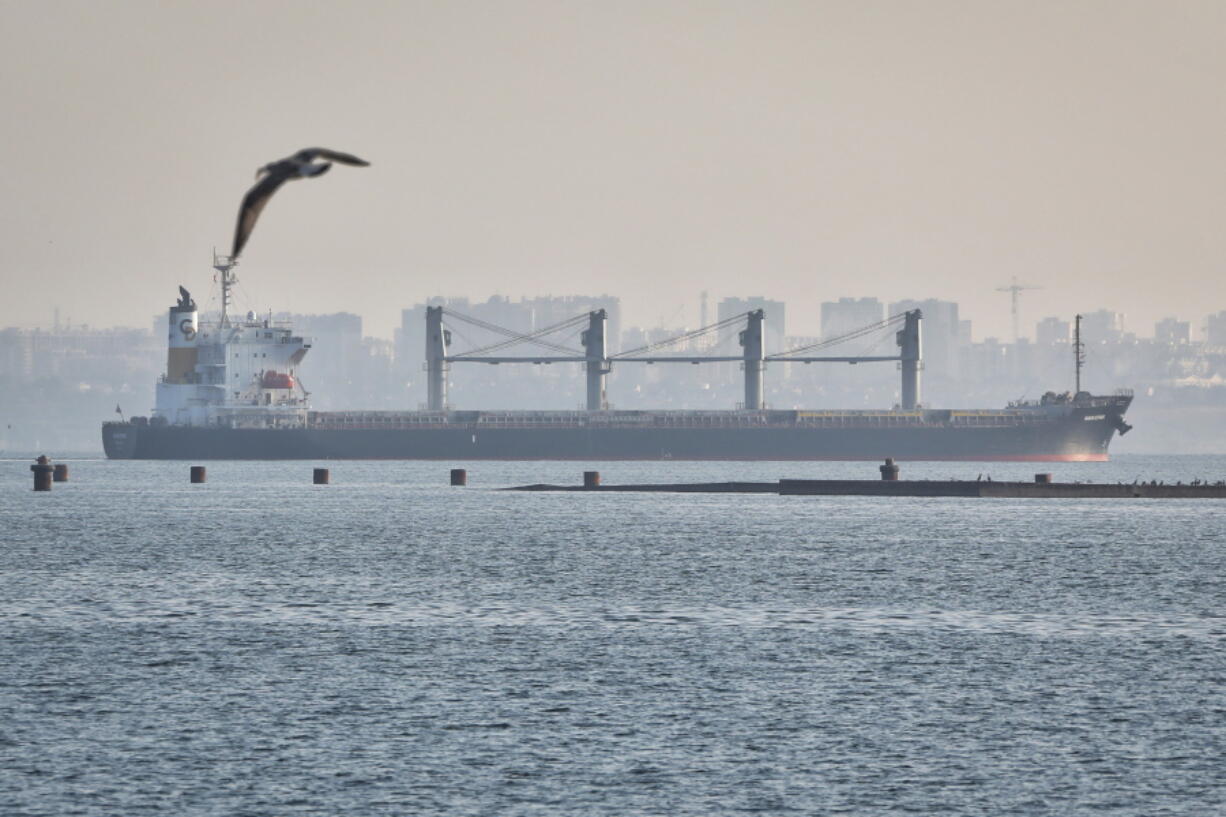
[427,307,923,413]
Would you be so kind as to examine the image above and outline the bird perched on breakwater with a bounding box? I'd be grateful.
[231,147,370,259]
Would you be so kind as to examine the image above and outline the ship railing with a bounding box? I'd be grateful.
[308,410,455,430]
[212,405,309,426]
[1071,391,1133,407]
[787,411,1052,428]
[463,410,781,428]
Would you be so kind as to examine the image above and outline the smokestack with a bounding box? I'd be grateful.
[166,287,198,384]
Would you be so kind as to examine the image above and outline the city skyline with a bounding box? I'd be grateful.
[12,287,1225,349]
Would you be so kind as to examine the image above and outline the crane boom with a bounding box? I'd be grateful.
[996,276,1043,342]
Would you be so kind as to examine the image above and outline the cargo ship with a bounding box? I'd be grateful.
[102,265,1133,461]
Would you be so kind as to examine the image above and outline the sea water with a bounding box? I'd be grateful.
[1,455,1223,815]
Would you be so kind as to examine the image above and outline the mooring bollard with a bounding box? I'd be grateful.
[52,463,69,482]
[879,458,900,481]
[314,468,330,485]
[31,455,53,492]
[190,465,206,484]
[1035,473,1053,484]
[583,470,601,489]
[450,468,467,486]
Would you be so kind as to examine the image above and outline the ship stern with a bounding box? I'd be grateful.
[102,421,139,459]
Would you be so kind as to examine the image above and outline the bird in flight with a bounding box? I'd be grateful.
[232,147,370,259]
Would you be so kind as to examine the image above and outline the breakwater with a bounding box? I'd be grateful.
[509,478,1226,498]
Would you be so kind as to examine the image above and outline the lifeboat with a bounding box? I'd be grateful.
[261,371,295,389]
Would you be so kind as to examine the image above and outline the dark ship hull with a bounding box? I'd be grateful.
[103,395,1132,461]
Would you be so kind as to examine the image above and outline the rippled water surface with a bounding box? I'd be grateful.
[2,455,1224,815]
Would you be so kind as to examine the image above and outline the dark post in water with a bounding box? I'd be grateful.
[450,468,467,486]
[313,468,330,485]
[880,458,900,481]
[31,456,53,491]
[190,466,206,484]
[584,470,601,489]
[53,463,69,482]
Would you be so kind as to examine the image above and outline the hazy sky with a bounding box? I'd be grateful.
[2,0,1224,340]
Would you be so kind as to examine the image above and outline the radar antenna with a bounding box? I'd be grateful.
[212,250,239,327]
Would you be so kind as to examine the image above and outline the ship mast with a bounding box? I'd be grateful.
[1073,313,1085,394]
[212,251,238,327]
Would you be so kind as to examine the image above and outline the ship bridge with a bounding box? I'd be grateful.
[152,255,312,427]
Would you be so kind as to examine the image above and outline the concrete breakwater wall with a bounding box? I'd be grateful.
[510,481,780,493]
[778,480,1226,498]
[509,479,1226,498]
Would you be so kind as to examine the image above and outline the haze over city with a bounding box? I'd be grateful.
[3,0,1225,340]
[6,6,1226,816]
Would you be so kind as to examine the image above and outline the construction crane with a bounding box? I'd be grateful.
[996,276,1043,343]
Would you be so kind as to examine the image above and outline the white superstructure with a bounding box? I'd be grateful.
[153,256,311,428]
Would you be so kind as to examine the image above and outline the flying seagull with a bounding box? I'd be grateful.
[231,147,370,259]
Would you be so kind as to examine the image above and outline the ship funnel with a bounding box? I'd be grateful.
[166,286,198,384]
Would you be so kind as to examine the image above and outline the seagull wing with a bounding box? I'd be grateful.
[232,168,293,258]
[294,147,370,166]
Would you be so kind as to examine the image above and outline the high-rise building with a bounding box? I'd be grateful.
[523,295,621,355]
[0,325,160,381]
[958,320,973,346]
[285,312,364,410]
[889,298,960,379]
[1079,310,1126,344]
[1205,311,1226,346]
[820,298,884,341]
[1035,316,1071,346]
[1154,317,1190,345]
[718,296,786,354]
